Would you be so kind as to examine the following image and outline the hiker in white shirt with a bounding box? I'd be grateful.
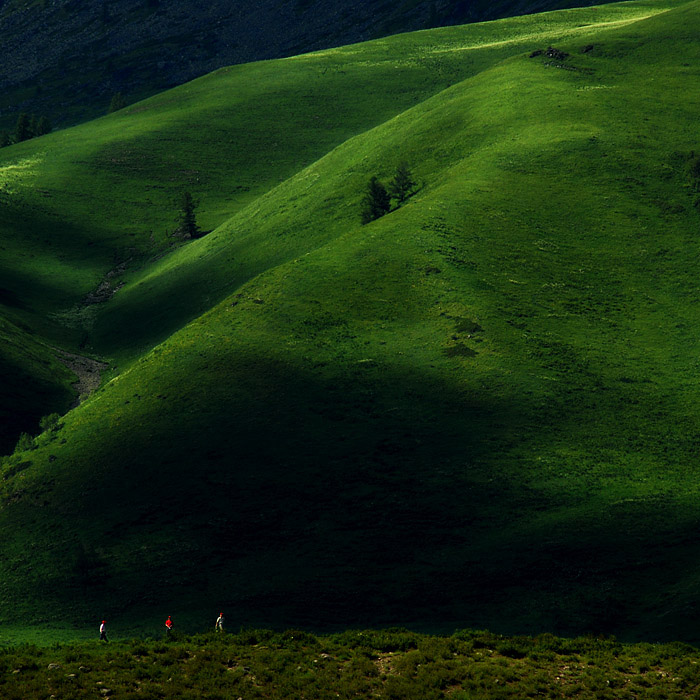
[215,612,225,632]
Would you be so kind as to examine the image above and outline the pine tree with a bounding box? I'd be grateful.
[361,176,391,224]
[0,132,10,148]
[35,116,52,137]
[14,113,33,142]
[388,161,416,205]
[175,191,201,239]
[108,92,127,113]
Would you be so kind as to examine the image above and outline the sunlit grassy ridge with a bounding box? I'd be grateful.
[0,0,699,642]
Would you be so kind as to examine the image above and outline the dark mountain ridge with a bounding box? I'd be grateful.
[1,0,613,130]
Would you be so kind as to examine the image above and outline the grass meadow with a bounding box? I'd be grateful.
[0,0,699,646]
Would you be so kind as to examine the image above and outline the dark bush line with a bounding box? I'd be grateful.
[0,113,52,148]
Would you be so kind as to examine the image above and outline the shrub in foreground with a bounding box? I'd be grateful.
[0,629,698,699]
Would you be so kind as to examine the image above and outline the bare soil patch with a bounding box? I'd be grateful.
[54,350,108,408]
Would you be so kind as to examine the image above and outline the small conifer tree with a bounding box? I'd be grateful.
[108,92,127,113]
[0,132,10,148]
[14,113,33,142]
[361,176,391,224]
[388,161,416,205]
[35,116,52,137]
[176,191,201,239]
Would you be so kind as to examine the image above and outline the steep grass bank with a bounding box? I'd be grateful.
[0,316,74,454]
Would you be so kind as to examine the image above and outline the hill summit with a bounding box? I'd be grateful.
[1,0,616,129]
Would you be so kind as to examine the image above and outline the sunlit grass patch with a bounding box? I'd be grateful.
[0,154,44,193]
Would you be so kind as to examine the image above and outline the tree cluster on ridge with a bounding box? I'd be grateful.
[361,162,416,224]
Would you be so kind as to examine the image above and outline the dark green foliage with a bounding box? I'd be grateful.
[688,152,700,192]
[175,191,201,239]
[35,116,52,137]
[9,113,52,143]
[39,413,61,432]
[14,113,33,142]
[361,176,391,224]
[388,161,416,205]
[0,131,10,148]
[108,92,127,113]
[14,432,34,452]
[690,156,700,180]
[0,629,699,699]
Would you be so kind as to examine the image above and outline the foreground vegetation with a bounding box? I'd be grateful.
[2,628,700,700]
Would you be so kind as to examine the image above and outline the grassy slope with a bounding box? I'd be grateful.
[0,16,529,450]
[1,0,700,642]
[0,3,664,444]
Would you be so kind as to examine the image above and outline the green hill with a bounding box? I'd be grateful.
[0,0,620,132]
[1,0,699,642]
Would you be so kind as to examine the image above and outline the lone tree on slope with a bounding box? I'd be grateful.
[361,176,391,224]
[175,191,201,239]
[108,92,127,113]
[14,113,33,142]
[388,161,416,205]
[34,116,52,137]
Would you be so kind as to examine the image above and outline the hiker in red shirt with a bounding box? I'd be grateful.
[165,615,173,637]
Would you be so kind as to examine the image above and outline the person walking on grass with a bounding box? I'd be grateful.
[215,612,225,632]
[165,615,174,637]
[99,620,108,642]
